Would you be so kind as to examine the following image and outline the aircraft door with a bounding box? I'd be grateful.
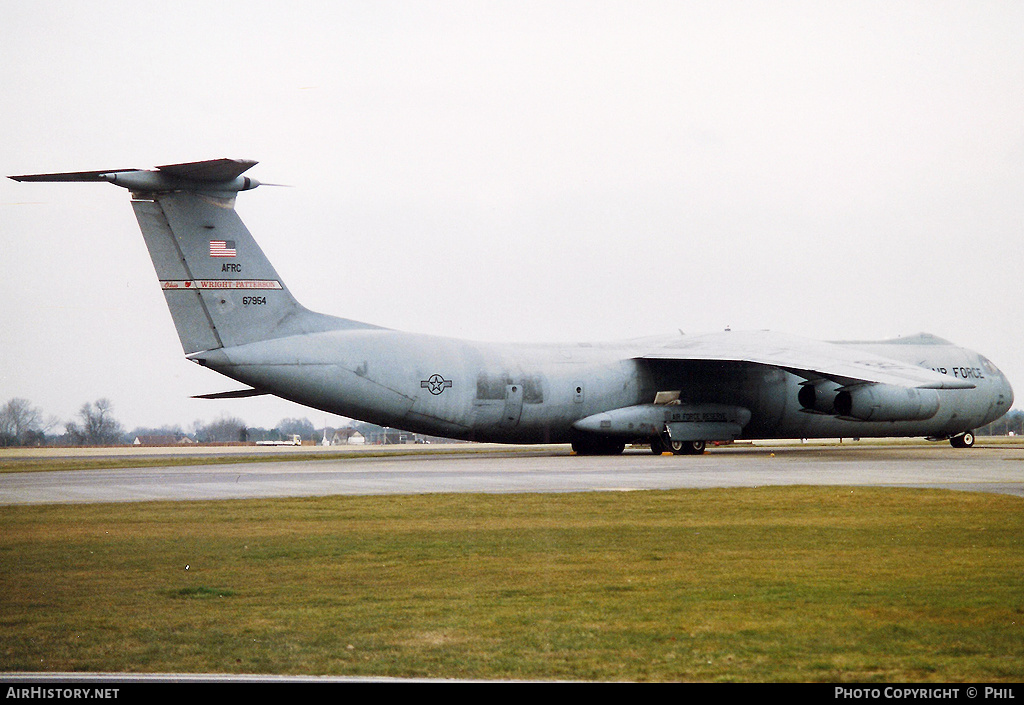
[500,383,524,427]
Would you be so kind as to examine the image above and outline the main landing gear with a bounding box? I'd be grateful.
[650,433,706,455]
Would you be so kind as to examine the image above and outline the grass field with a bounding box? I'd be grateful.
[1,486,1021,682]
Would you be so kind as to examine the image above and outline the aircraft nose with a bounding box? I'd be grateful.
[982,356,1014,414]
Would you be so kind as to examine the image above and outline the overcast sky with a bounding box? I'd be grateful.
[2,1,1022,433]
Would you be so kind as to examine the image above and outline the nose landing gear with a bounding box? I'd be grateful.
[949,431,975,448]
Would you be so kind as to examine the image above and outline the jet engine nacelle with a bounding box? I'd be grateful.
[833,384,940,422]
[798,380,841,414]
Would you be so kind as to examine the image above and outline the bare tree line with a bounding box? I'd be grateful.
[0,397,61,446]
[0,397,131,446]
[0,397,330,447]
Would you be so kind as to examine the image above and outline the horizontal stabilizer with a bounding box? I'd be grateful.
[192,388,268,400]
[9,168,137,182]
[9,159,260,195]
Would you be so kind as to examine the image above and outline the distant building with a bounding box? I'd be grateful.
[331,429,365,445]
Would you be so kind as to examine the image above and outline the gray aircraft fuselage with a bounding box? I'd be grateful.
[194,327,1012,446]
[10,158,1013,454]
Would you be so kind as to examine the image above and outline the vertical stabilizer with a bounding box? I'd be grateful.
[133,191,309,353]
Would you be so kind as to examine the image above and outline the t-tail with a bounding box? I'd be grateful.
[11,159,372,355]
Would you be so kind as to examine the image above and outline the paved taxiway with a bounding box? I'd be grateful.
[2,442,1023,504]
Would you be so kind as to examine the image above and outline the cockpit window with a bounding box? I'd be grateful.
[980,356,1000,375]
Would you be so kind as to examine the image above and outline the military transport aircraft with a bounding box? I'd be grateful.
[10,159,1014,454]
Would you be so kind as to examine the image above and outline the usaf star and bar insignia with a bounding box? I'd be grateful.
[421,374,453,395]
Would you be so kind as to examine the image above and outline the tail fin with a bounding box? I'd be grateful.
[11,159,368,354]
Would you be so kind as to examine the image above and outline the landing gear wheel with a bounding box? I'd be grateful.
[950,431,975,449]
[669,439,706,455]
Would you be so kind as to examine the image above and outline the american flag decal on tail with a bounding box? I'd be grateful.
[209,240,236,257]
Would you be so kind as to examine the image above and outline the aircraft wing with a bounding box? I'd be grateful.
[639,329,974,390]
